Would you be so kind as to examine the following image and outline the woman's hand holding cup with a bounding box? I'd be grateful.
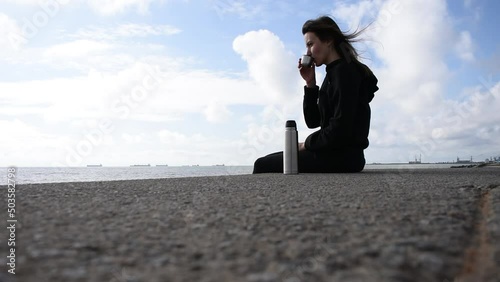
[298,55,316,87]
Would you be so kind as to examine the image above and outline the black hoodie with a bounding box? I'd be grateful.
[303,58,378,152]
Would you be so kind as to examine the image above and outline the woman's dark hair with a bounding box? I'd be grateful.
[302,16,367,64]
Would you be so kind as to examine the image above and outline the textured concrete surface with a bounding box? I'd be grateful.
[1,168,499,282]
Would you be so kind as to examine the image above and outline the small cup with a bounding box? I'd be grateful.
[301,55,313,67]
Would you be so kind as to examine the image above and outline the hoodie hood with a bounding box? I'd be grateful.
[328,59,378,104]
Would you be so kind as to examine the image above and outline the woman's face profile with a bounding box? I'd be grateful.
[304,32,332,67]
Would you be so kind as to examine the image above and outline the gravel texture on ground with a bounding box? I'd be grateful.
[1,168,499,282]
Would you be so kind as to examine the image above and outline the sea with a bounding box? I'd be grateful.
[2,163,457,185]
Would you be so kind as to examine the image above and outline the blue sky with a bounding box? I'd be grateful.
[1,0,499,167]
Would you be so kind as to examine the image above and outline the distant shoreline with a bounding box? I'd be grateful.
[5,162,498,168]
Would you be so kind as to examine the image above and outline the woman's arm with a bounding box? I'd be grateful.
[299,58,320,128]
[303,86,321,128]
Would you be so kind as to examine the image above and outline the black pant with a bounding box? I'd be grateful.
[253,149,365,173]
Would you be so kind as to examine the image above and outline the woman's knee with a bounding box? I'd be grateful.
[253,157,265,174]
[253,153,282,173]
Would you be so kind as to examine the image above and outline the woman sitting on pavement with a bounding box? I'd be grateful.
[253,16,379,173]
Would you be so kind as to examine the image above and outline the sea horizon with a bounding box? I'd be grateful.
[0,163,466,185]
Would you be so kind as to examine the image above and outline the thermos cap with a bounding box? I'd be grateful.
[285,120,296,128]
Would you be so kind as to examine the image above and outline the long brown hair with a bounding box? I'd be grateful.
[302,16,368,66]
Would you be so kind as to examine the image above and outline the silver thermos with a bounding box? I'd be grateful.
[284,120,298,174]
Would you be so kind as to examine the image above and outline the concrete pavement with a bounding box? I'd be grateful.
[1,168,499,282]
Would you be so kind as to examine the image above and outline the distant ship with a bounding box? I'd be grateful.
[87,164,102,167]
[156,164,169,167]
[130,164,151,167]
[456,156,473,164]
[409,154,422,164]
[213,164,225,166]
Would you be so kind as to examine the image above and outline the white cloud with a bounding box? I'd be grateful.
[86,0,159,15]
[115,23,180,36]
[355,0,452,112]
[455,31,475,62]
[233,29,303,104]
[0,28,301,129]
[0,119,52,147]
[44,39,112,58]
[333,0,383,30]
[158,130,188,146]
[2,0,161,15]
[0,0,49,5]
[463,0,473,8]
[122,133,145,144]
[0,71,116,122]
[72,23,181,40]
[203,101,233,123]
[212,0,264,19]
[155,129,248,165]
[0,59,264,124]
[143,68,268,119]
[0,119,71,166]
[0,13,25,51]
